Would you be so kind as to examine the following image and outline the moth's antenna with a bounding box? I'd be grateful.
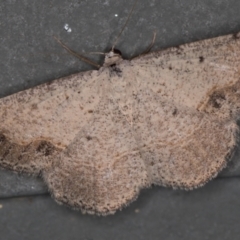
[88,52,105,55]
[111,0,139,51]
[130,31,157,60]
[142,31,157,54]
[129,32,157,60]
[53,36,101,69]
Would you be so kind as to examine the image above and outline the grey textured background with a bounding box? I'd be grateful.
[0,0,240,239]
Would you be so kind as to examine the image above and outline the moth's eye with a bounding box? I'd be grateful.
[113,48,122,56]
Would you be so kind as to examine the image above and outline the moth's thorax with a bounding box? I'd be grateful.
[103,50,123,67]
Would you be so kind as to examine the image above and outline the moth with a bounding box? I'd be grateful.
[1,24,240,214]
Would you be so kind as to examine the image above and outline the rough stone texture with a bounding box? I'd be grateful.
[0,178,240,240]
[0,169,47,198]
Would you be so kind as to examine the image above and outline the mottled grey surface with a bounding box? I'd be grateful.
[0,170,47,198]
[0,0,240,239]
[0,178,240,240]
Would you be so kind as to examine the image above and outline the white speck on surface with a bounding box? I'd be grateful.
[64,24,69,30]
[64,23,72,33]
[115,14,118,17]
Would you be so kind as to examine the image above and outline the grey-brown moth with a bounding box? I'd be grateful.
[0,31,240,215]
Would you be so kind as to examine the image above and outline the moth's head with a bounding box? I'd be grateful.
[103,49,123,67]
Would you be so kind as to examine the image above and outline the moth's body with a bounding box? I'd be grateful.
[0,33,240,214]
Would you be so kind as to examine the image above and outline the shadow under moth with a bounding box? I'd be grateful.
[1,31,240,215]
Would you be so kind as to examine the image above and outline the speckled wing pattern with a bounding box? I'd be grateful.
[1,33,240,215]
